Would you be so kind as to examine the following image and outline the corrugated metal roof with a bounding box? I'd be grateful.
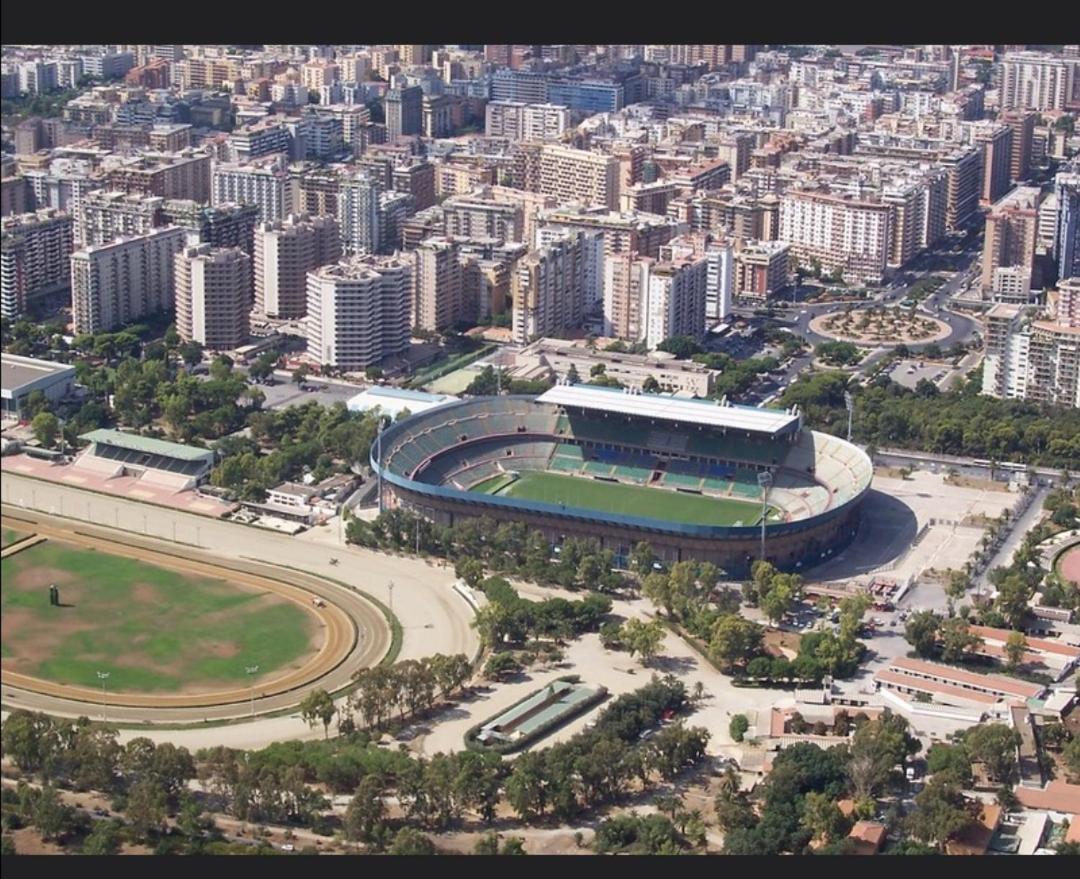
[80,429,214,462]
[535,384,800,436]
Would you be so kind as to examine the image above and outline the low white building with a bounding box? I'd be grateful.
[346,386,457,420]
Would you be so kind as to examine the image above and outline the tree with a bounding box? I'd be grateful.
[801,791,849,844]
[126,778,167,840]
[619,618,666,664]
[962,724,1020,783]
[31,411,60,448]
[630,541,656,577]
[179,341,204,368]
[995,573,1034,629]
[388,827,436,855]
[31,786,71,841]
[455,557,485,589]
[299,689,337,739]
[709,614,764,671]
[642,375,660,393]
[566,363,581,384]
[729,714,750,743]
[293,365,310,387]
[1065,736,1080,781]
[938,616,981,663]
[906,778,976,850]
[343,775,387,847]
[926,742,973,787]
[847,711,920,799]
[82,819,122,855]
[1,835,14,856]
[905,611,941,658]
[483,652,520,681]
[1004,630,1027,671]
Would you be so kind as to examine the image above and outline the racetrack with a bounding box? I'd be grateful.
[0,472,479,738]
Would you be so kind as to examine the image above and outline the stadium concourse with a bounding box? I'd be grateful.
[374,384,874,576]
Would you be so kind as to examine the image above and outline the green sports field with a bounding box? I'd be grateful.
[474,470,778,527]
[2,528,28,548]
[1,538,318,693]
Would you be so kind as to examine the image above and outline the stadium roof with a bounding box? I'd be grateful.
[535,384,801,436]
[80,429,215,462]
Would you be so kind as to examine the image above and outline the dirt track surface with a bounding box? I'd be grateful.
[1,509,389,717]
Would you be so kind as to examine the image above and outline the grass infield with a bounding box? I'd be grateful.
[1,538,318,693]
[472,470,776,527]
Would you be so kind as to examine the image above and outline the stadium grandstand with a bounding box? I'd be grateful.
[372,384,873,575]
[75,429,216,492]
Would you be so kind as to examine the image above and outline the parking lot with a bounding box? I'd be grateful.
[258,373,363,411]
[887,358,951,390]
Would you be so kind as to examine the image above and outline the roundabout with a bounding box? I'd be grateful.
[809,306,953,347]
[1,511,392,720]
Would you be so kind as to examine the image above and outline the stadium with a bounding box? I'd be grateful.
[372,385,873,576]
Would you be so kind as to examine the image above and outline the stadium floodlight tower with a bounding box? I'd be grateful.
[96,671,110,723]
[757,470,773,562]
[245,665,259,717]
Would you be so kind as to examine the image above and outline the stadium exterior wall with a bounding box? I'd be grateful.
[372,396,869,576]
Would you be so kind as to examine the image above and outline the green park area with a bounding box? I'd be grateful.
[1,539,318,693]
[2,528,28,548]
[474,470,777,527]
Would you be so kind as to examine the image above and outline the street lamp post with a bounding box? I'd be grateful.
[388,581,394,616]
[757,471,773,563]
[96,671,110,723]
[844,391,854,443]
[245,665,259,717]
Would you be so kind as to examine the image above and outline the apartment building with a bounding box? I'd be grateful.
[536,144,619,211]
[778,189,891,286]
[230,120,292,163]
[71,226,187,334]
[972,122,1014,206]
[161,200,260,260]
[981,187,1041,300]
[1003,111,1036,183]
[391,162,436,212]
[0,209,75,319]
[537,204,681,260]
[1001,51,1076,111]
[104,151,211,203]
[412,237,463,332]
[337,173,381,256]
[254,214,341,319]
[1027,320,1080,408]
[1054,277,1080,327]
[642,257,708,350]
[485,101,571,142]
[174,244,251,351]
[305,256,412,370]
[1056,171,1080,281]
[79,190,164,246]
[940,146,982,230]
[442,193,524,242]
[211,156,298,223]
[434,161,497,199]
[385,86,423,140]
[734,240,791,302]
[982,303,1031,400]
[512,229,597,345]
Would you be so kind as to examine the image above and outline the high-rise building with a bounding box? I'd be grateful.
[778,190,891,286]
[385,86,423,140]
[254,214,341,319]
[512,229,597,345]
[412,237,463,332]
[1052,277,1080,327]
[305,256,412,370]
[212,156,299,223]
[1003,111,1036,184]
[1055,171,1080,282]
[71,226,187,334]
[603,251,648,342]
[980,187,1041,301]
[705,241,735,321]
[536,145,620,211]
[642,257,708,351]
[80,190,164,247]
[734,240,790,302]
[982,303,1079,407]
[378,191,415,253]
[940,146,982,231]
[442,193,524,242]
[174,244,251,350]
[391,162,436,212]
[229,120,293,163]
[161,200,261,257]
[337,174,381,255]
[1,209,75,319]
[1001,51,1076,111]
[972,122,1014,206]
[103,151,212,203]
[485,101,571,141]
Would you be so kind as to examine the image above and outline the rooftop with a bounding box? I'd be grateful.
[535,383,801,437]
[888,656,1045,700]
[80,429,215,462]
[1,353,76,393]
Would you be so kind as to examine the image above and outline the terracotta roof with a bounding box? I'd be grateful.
[946,803,1002,856]
[1015,781,1080,814]
[875,668,1000,704]
[968,625,1080,658]
[888,656,1044,699]
[1066,816,1080,844]
[848,820,886,855]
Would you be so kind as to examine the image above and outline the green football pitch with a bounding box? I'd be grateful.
[1,538,317,693]
[473,470,777,527]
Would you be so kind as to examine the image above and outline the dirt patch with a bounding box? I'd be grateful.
[763,628,802,658]
[11,565,78,591]
[0,606,100,671]
[131,582,160,605]
[945,475,1011,492]
[205,642,241,659]
[1058,545,1080,585]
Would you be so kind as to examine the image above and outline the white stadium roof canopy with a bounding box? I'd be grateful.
[535,384,801,437]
